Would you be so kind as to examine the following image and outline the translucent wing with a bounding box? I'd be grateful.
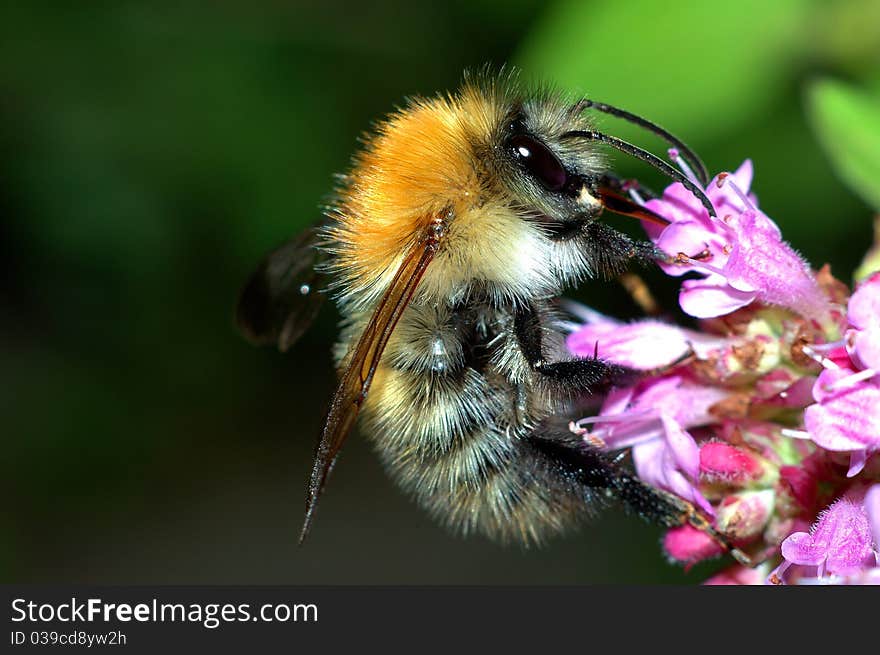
[299,220,446,543]
[235,225,327,352]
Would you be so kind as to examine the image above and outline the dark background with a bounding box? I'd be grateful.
[3,0,879,583]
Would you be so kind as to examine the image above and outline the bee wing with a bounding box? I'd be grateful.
[299,222,445,543]
[235,225,328,352]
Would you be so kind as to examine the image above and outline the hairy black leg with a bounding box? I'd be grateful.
[514,301,637,396]
[577,221,666,280]
[527,422,752,564]
[527,426,690,527]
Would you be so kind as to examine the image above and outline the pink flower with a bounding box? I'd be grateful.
[642,160,756,269]
[798,274,880,477]
[771,493,877,583]
[644,161,828,320]
[804,366,880,477]
[562,157,880,584]
[573,376,726,515]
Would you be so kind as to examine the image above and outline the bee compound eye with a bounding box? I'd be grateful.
[509,133,568,192]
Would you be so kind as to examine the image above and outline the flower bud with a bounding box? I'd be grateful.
[699,442,768,486]
[713,490,774,540]
[662,524,723,565]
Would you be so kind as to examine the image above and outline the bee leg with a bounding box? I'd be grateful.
[528,423,752,565]
[514,302,637,396]
[578,221,666,280]
[529,424,689,525]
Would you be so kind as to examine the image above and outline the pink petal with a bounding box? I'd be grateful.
[848,450,868,477]
[628,376,727,429]
[659,413,700,479]
[664,468,714,516]
[756,375,817,408]
[804,368,880,451]
[647,160,828,321]
[653,219,732,277]
[781,532,825,566]
[782,496,875,576]
[724,210,827,319]
[811,366,858,403]
[673,385,730,427]
[566,320,694,370]
[866,485,880,546]
[631,437,668,489]
[599,386,636,417]
[814,497,875,575]
[732,158,755,189]
[848,326,880,371]
[566,321,619,358]
[679,275,757,318]
[843,568,880,584]
[601,422,665,450]
[644,182,711,240]
[706,160,755,217]
[804,403,875,451]
[629,375,684,408]
[631,430,712,516]
[847,271,880,330]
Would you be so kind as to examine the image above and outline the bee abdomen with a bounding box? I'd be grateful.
[397,421,596,546]
[352,297,592,545]
[362,352,591,545]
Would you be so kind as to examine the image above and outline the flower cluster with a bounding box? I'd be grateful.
[567,160,880,584]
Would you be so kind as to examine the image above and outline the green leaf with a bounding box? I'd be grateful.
[807,79,880,211]
[515,0,808,147]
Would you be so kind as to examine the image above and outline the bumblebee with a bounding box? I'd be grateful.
[237,71,745,559]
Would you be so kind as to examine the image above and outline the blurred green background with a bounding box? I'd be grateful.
[3,0,879,584]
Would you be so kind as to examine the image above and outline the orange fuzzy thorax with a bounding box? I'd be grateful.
[324,82,510,307]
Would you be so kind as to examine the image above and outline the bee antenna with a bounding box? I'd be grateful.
[573,99,710,187]
[560,130,716,218]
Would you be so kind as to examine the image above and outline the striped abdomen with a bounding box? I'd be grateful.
[347,298,595,545]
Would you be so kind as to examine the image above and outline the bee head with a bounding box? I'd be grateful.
[494,104,608,239]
